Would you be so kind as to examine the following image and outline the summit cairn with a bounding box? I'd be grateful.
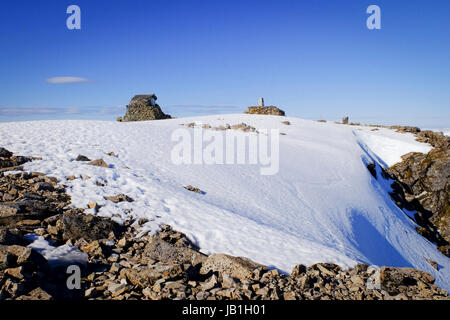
[244,98,285,116]
[118,94,171,122]
[258,97,264,107]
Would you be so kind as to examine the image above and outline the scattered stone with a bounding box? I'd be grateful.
[108,282,129,297]
[87,159,110,168]
[230,123,257,132]
[105,194,134,203]
[75,155,91,162]
[16,287,52,300]
[184,185,205,195]
[425,258,439,271]
[88,202,99,210]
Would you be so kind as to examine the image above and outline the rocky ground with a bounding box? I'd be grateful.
[332,121,450,257]
[0,147,449,300]
[383,128,450,257]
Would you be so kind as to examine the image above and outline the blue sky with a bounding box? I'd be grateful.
[0,0,449,128]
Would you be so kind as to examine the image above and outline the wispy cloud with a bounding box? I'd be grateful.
[45,77,90,84]
[0,108,58,115]
[0,106,124,117]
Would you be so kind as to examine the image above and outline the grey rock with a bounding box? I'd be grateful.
[33,182,54,192]
[200,253,267,279]
[425,258,439,271]
[201,274,218,291]
[184,185,205,195]
[144,238,206,266]
[0,205,18,218]
[87,159,110,168]
[105,194,134,203]
[57,210,124,242]
[75,155,91,162]
[0,148,13,158]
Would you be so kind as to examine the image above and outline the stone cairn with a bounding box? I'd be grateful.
[244,98,285,116]
[118,94,171,122]
[258,97,264,107]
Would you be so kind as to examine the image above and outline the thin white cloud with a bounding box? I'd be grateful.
[0,108,58,115]
[45,77,90,84]
[0,106,123,117]
[64,108,81,114]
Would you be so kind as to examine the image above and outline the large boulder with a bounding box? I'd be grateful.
[0,147,31,170]
[0,148,13,158]
[200,253,267,279]
[244,106,285,116]
[0,244,48,271]
[143,237,206,266]
[56,210,124,242]
[121,94,171,122]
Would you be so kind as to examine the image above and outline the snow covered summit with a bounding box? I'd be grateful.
[0,114,448,290]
